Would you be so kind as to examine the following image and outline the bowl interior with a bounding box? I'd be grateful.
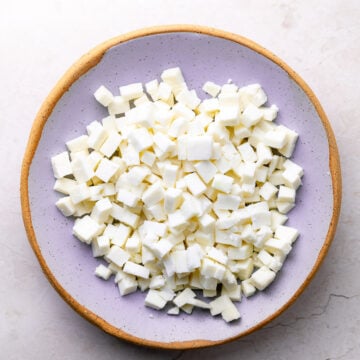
[26,30,334,346]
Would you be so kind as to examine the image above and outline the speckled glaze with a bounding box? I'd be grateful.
[21,26,341,349]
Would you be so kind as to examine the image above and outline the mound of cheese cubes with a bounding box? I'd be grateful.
[51,67,303,323]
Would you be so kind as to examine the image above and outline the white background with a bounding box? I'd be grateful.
[1,1,359,359]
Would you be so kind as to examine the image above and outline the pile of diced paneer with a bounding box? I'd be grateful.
[51,67,303,322]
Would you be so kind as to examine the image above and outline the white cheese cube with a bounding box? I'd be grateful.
[51,151,73,179]
[221,283,241,302]
[282,168,302,189]
[94,264,112,280]
[238,142,257,163]
[262,104,278,121]
[185,136,214,161]
[250,266,276,290]
[171,250,189,274]
[88,184,103,201]
[206,247,228,265]
[105,245,130,267]
[146,203,166,221]
[118,275,138,296]
[198,213,215,231]
[137,278,150,292]
[256,142,273,166]
[202,81,221,97]
[127,128,153,152]
[215,229,241,247]
[248,84,268,106]
[66,135,89,153]
[167,211,187,231]
[214,194,241,211]
[209,295,240,322]
[99,131,121,158]
[270,210,288,230]
[116,189,139,207]
[108,96,130,115]
[279,127,299,157]
[69,183,91,204]
[241,279,256,297]
[87,123,108,151]
[145,79,159,101]
[71,156,94,183]
[200,258,226,281]
[157,82,173,102]
[275,225,299,244]
[72,201,93,217]
[241,103,263,127]
[125,232,140,253]
[216,106,241,126]
[110,224,131,247]
[228,243,253,260]
[119,82,143,100]
[55,196,76,217]
[95,158,119,182]
[90,198,113,223]
[176,89,201,110]
[268,170,285,186]
[161,67,185,87]
[216,157,232,175]
[168,116,188,138]
[199,98,220,113]
[180,196,202,220]
[199,276,218,291]
[257,249,283,272]
[123,261,150,279]
[253,225,273,248]
[153,132,175,154]
[259,182,278,201]
[186,244,204,271]
[218,89,239,104]
[277,201,295,214]
[142,182,165,206]
[167,306,180,315]
[73,215,102,244]
[53,178,77,195]
[164,188,182,213]
[94,85,114,106]
[87,151,103,170]
[149,275,166,289]
[222,304,241,323]
[263,127,288,149]
[278,185,296,202]
[173,288,196,307]
[140,151,156,167]
[92,235,110,257]
[162,164,178,187]
[212,174,233,194]
[184,173,207,196]
[111,204,139,228]
[283,159,304,176]
[152,236,178,259]
[102,115,118,134]
[265,237,292,256]
[233,258,253,281]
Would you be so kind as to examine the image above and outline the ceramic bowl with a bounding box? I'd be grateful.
[21,25,341,349]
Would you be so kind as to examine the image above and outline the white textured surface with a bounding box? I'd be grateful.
[0,0,358,359]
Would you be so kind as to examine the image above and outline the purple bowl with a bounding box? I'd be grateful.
[21,26,341,349]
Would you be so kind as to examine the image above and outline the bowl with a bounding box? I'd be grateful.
[21,25,341,349]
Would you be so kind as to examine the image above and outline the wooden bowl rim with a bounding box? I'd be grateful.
[20,25,342,350]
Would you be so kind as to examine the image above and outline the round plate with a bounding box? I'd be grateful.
[21,25,341,349]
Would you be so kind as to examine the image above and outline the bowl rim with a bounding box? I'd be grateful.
[20,24,342,350]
